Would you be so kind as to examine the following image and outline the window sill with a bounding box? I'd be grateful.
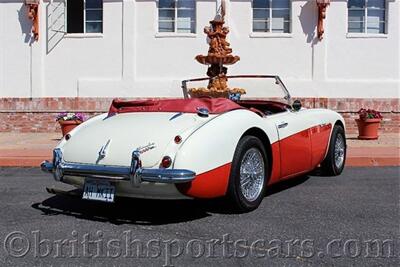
[346,33,388,39]
[249,32,293,38]
[64,33,104,39]
[154,33,197,38]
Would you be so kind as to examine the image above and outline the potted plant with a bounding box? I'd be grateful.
[355,108,383,140]
[56,112,85,136]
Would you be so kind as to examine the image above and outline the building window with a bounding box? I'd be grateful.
[67,0,103,33]
[348,0,386,34]
[252,0,291,33]
[158,0,196,33]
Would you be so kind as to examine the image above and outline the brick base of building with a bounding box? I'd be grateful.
[0,97,399,134]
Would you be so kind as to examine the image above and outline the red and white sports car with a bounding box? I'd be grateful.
[41,76,346,212]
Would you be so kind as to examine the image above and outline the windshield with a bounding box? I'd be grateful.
[181,75,291,104]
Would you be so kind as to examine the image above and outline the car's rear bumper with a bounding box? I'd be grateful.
[41,148,196,186]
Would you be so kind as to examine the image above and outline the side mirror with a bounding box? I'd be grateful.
[292,100,302,112]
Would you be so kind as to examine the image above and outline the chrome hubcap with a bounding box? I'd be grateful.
[334,134,345,169]
[239,148,265,202]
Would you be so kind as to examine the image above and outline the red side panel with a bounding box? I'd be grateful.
[108,98,243,115]
[311,124,332,167]
[279,129,312,178]
[268,142,281,185]
[176,163,232,198]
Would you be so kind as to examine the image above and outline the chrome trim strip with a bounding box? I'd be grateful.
[60,162,132,180]
[40,149,196,185]
[130,150,141,187]
[41,161,53,173]
[138,169,196,183]
[278,122,288,129]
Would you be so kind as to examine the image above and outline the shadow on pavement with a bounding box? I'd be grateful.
[265,175,310,196]
[31,175,310,225]
[32,194,211,225]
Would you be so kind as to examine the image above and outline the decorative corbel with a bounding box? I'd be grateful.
[316,0,330,40]
[25,0,40,41]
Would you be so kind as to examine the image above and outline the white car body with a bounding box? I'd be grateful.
[42,76,345,201]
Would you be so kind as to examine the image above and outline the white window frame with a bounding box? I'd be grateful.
[65,0,103,37]
[250,0,292,37]
[156,0,197,37]
[347,0,388,36]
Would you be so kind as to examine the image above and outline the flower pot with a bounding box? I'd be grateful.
[59,120,82,136]
[355,118,381,140]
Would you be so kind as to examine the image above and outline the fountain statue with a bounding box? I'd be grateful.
[188,0,246,99]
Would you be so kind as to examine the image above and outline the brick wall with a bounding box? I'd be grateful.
[0,98,113,133]
[300,98,400,134]
[0,97,399,134]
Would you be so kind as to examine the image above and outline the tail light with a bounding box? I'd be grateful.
[174,135,182,144]
[161,156,172,168]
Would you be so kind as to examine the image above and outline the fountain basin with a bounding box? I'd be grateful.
[195,55,240,65]
[188,87,246,99]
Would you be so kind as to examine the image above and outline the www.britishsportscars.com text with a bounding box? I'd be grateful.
[2,230,399,266]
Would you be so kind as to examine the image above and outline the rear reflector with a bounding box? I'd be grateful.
[174,135,182,144]
[161,156,172,168]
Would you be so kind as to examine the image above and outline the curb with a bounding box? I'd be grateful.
[0,158,47,167]
[0,156,398,168]
[0,149,51,167]
[346,157,400,167]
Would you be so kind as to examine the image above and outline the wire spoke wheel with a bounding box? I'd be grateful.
[321,125,346,176]
[227,136,268,212]
[239,148,265,202]
[334,133,345,169]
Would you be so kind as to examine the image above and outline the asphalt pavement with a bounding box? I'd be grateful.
[0,167,398,266]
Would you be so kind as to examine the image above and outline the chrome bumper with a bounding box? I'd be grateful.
[41,149,196,186]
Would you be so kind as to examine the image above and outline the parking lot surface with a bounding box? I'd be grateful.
[0,167,398,266]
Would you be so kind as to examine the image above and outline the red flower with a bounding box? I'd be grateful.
[357,108,382,120]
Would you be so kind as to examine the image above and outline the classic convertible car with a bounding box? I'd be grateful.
[41,75,346,212]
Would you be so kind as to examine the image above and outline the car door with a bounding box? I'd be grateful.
[309,111,333,168]
[269,110,316,178]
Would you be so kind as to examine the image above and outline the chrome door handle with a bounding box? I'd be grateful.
[278,122,288,129]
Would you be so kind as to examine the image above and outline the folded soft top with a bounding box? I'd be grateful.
[108,98,244,115]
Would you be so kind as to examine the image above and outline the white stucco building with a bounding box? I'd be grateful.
[0,0,399,132]
[1,0,399,98]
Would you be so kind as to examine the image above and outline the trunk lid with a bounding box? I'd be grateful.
[62,112,214,167]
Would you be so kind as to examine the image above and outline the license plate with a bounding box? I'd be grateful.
[82,180,115,203]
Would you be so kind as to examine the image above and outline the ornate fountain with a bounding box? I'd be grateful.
[188,0,246,99]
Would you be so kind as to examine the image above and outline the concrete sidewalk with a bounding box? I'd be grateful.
[0,132,399,167]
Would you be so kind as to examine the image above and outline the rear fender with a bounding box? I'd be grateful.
[321,111,346,160]
[56,113,108,149]
[174,109,279,198]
